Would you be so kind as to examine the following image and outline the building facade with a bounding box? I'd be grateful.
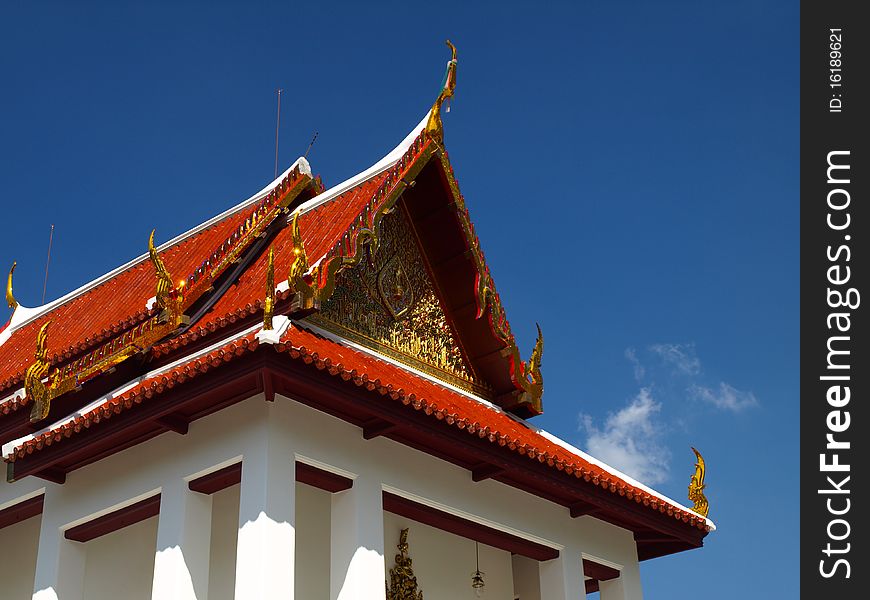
[0,47,712,600]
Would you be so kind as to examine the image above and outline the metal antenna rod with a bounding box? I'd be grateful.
[304,131,319,159]
[274,89,283,179]
[42,224,54,304]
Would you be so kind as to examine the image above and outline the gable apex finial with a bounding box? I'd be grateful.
[6,261,18,310]
[425,40,458,145]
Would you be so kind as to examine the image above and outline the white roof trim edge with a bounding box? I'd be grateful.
[294,112,430,217]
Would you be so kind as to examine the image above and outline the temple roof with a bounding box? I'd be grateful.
[1,100,713,559]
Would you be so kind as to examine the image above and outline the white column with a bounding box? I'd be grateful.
[538,547,583,600]
[234,411,296,600]
[600,562,643,600]
[330,475,385,600]
[32,491,85,600]
[151,479,213,600]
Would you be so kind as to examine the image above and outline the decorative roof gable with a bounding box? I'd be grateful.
[308,204,489,398]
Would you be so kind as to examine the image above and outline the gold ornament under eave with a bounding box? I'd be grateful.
[387,528,423,600]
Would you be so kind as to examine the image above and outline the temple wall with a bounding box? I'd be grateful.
[295,483,331,599]
[208,485,240,600]
[1,393,643,599]
[0,512,41,599]
[206,482,330,600]
[274,394,641,579]
[82,516,157,600]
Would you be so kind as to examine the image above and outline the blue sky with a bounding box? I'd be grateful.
[1,2,798,598]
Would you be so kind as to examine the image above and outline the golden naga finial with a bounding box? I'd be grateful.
[263,247,275,331]
[6,261,18,310]
[287,212,318,309]
[688,447,709,517]
[525,323,544,385]
[148,229,176,313]
[288,213,309,286]
[26,321,53,422]
[425,40,458,145]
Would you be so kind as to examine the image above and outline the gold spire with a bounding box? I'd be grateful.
[26,321,53,422]
[148,229,175,313]
[6,261,17,310]
[688,447,709,517]
[425,40,458,145]
[263,247,275,331]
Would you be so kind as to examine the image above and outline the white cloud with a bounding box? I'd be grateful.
[580,388,670,485]
[624,347,645,381]
[689,382,758,412]
[649,343,701,376]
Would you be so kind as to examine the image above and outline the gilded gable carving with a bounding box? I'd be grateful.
[307,205,488,396]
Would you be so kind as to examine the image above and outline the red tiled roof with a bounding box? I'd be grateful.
[0,166,392,405]
[144,169,393,361]
[9,331,259,456]
[6,322,710,532]
[205,169,393,323]
[0,207,251,393]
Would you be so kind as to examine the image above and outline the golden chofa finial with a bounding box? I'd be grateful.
[688,447,709,517]
[287,212,318,310]
[525,323,544,385]
[425,40,458,145]
[26,321,53,422]
[148,229,175,312]
[263,247,275,331]
[6,261,18,310]
[288,213,312,288]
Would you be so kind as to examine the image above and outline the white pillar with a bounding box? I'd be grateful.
[538,548,583,600]
[151,479,213,600]
[31,491,85,600]
[330,475,385,600]
[234,410,296,600]
[600,562,643,600]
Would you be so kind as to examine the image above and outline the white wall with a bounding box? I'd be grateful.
[208,484,240,600]
[512,554,542,600]
[296,483,331,599]
[1,392,643,599]
[205,481,331,600]
[0,513,41,599]
[82,516,158,600]
[384,512,515,600]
